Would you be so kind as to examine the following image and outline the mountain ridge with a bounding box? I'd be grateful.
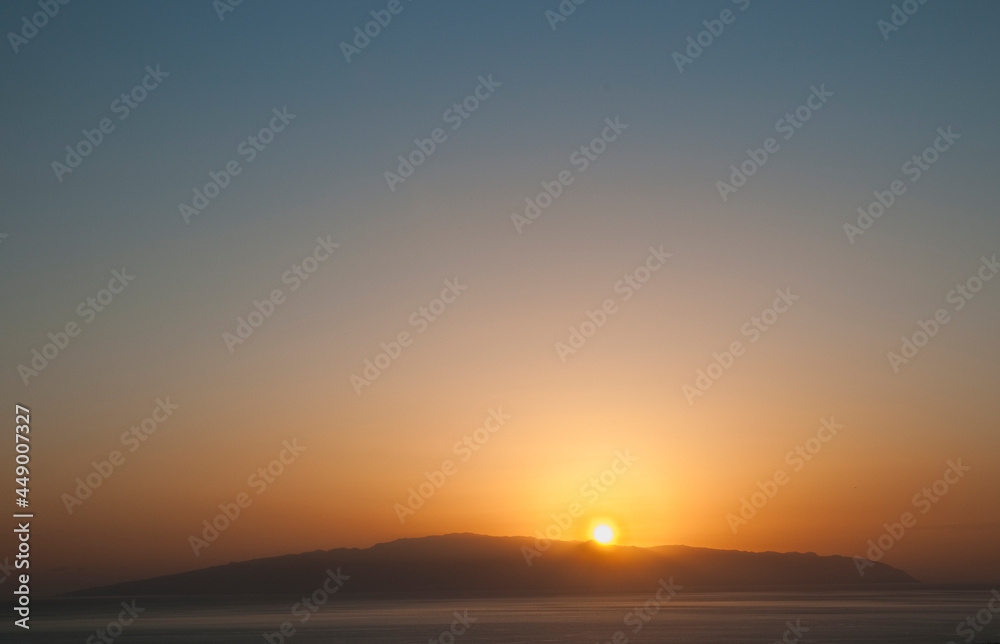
[69,533,918,597]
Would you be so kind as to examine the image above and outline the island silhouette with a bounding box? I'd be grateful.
[70,533,917,596]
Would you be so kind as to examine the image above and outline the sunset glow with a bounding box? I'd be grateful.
[593,524,615,545]
[4,0,999,614]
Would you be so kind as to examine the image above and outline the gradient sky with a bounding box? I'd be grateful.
[1,1,998,593]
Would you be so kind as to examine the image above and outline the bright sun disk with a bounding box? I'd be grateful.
[593,524,614,544]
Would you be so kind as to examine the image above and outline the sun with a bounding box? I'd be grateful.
[593,524,614,545]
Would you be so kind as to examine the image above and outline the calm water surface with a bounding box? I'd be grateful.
[7,590,1000,643]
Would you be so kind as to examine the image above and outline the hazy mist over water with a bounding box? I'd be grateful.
[10,590,999,643]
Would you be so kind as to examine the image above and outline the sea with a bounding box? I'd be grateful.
[6,589,999,643]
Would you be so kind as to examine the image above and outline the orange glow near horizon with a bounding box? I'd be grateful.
[18,145,1000,596]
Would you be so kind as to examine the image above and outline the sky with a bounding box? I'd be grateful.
[1,0,998,594]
